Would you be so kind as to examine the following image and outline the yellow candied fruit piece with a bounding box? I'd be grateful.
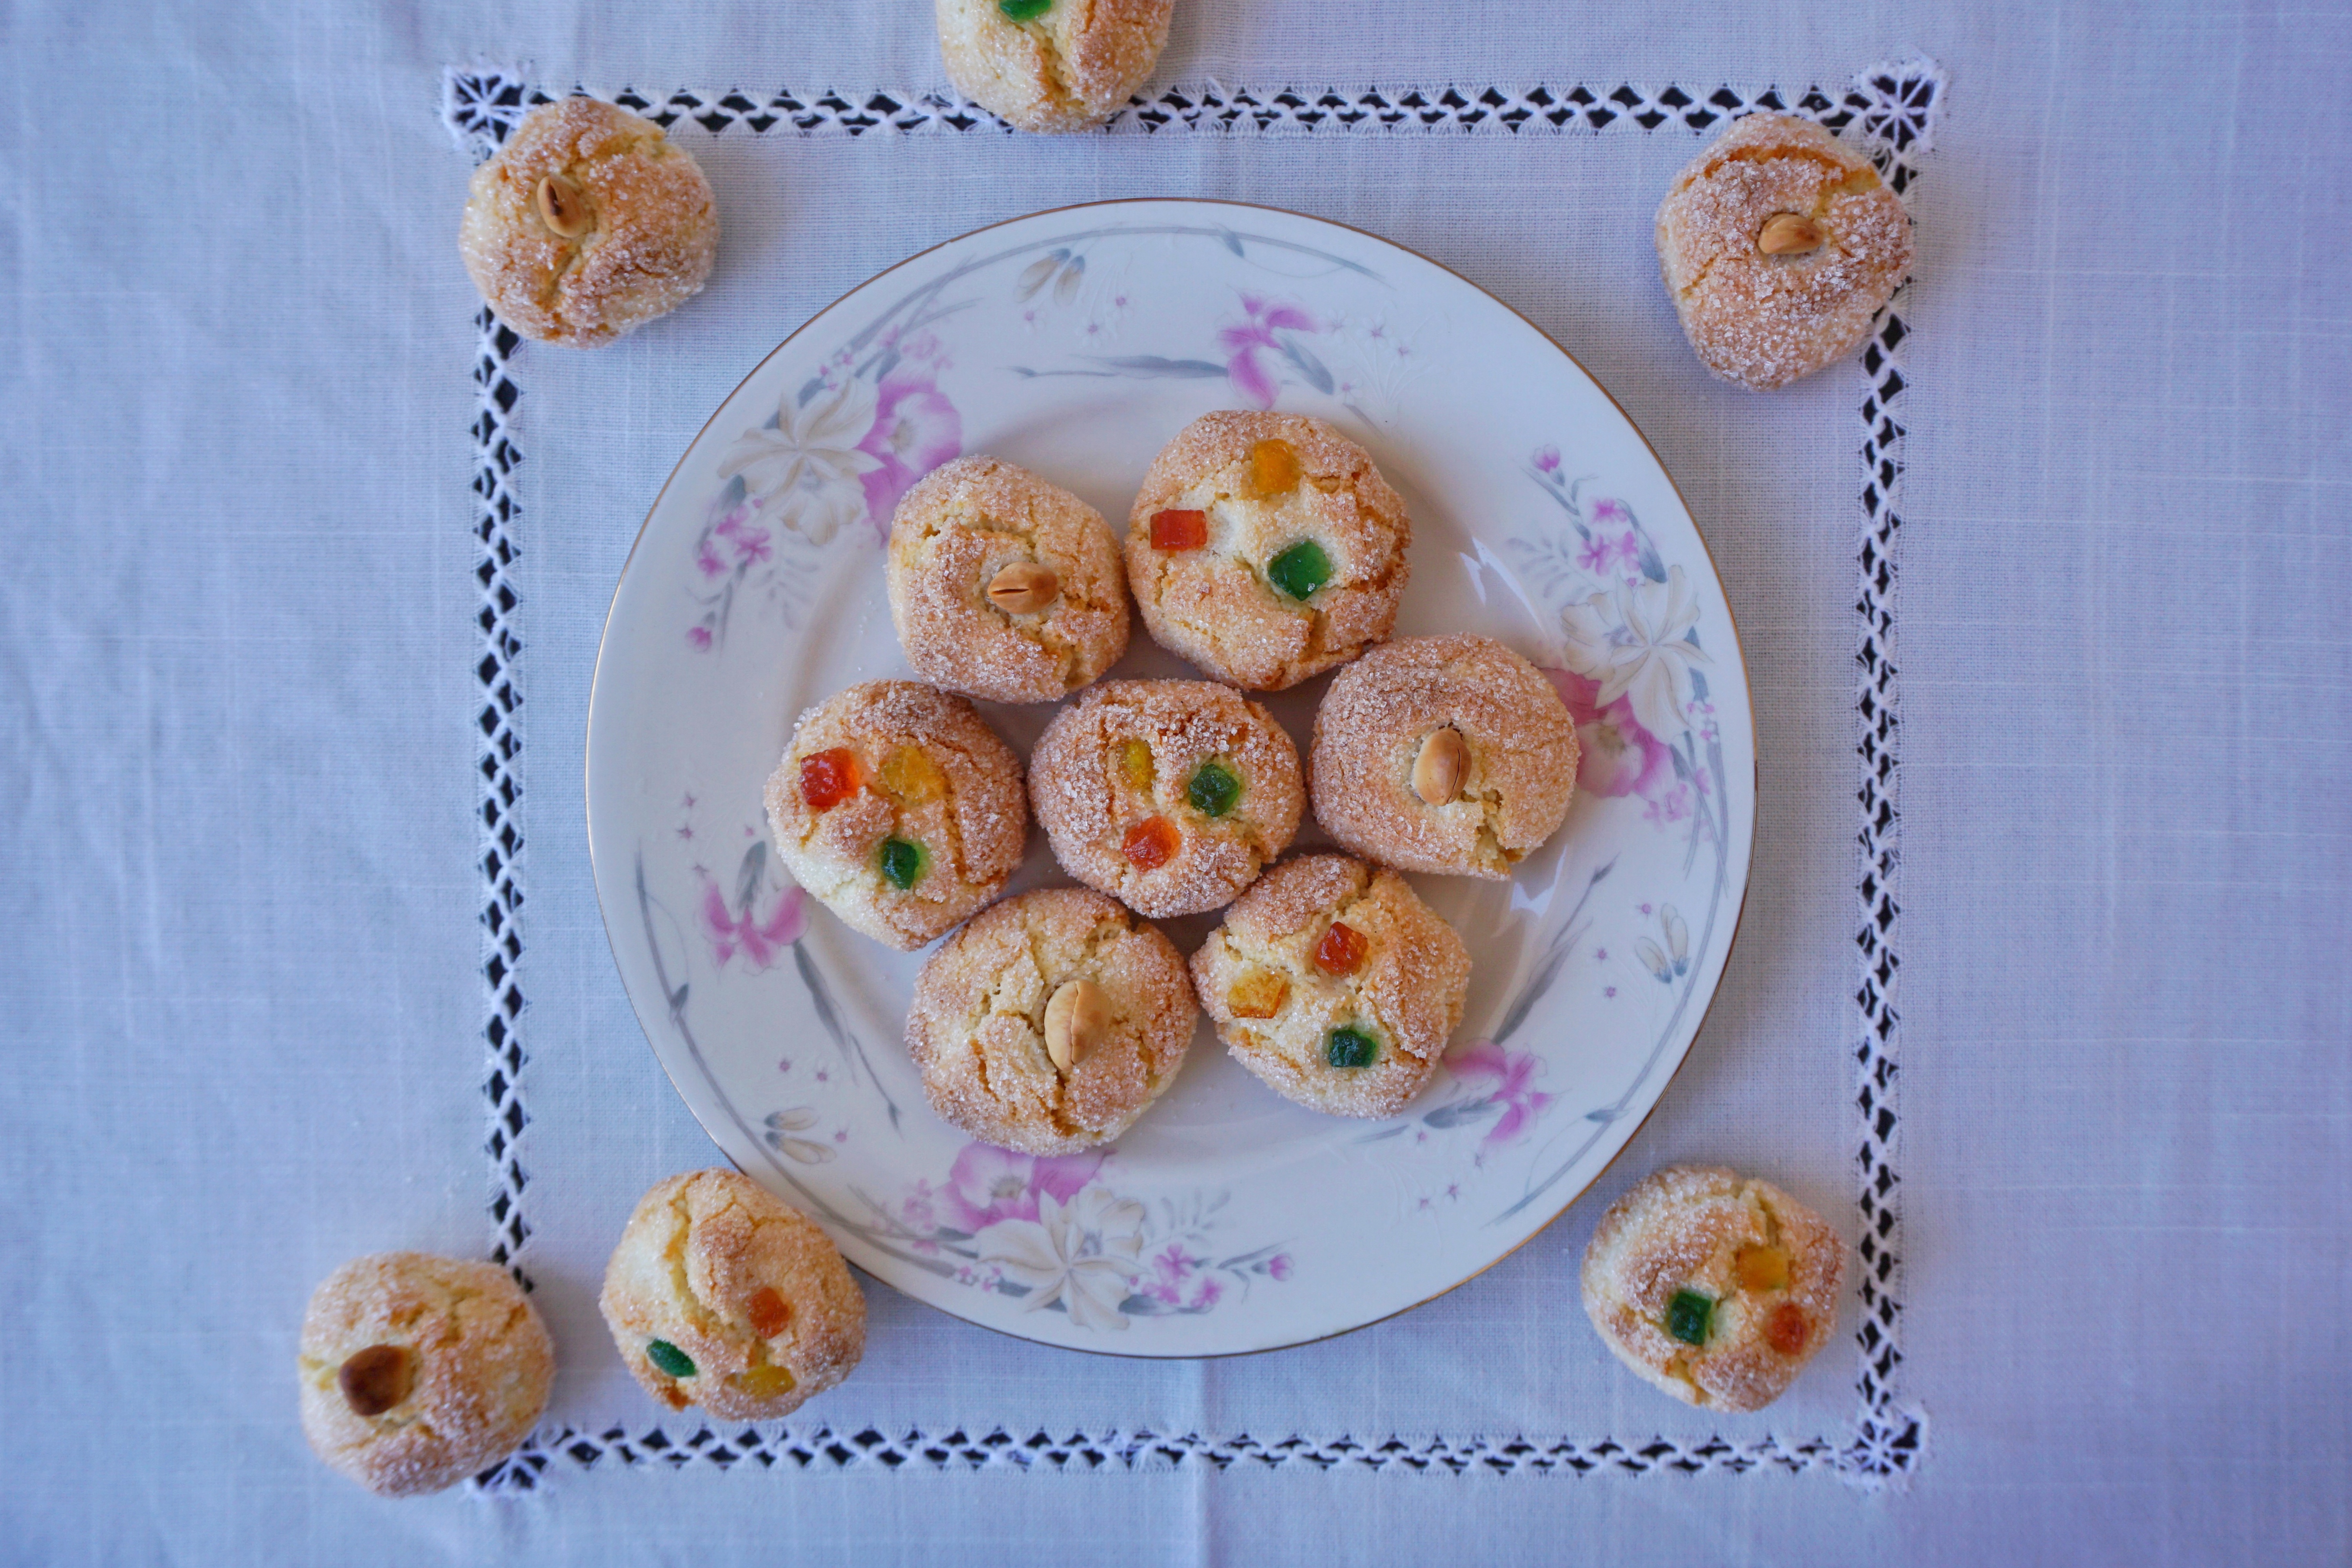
[1118,739,1155,792]
[1735,1245,1790,1292]
[1227,965,1289,1020]
[879,745,946,806]
[729,1363,797,1400]
[1247,438,1301,498]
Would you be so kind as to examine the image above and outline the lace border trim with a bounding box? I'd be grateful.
[446,56,1940,1491]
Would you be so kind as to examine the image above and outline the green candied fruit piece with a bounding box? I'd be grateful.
[1187,760,1242,818]
[1265,540,1333,601]
[998,0,1052,18]
[879,837,926,890]
[1325,1027,1379,1070]
[646,1338,696,1379]
[1666,1290,1714,1347]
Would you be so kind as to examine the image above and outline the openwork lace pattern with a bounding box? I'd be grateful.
[445,58,1939,1491]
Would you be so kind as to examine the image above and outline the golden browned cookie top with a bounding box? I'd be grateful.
[906,887,1197,1153]
[1655,113,1912,390]
[1580,1164,1846,1411]
[1312,634,1580,878]
[458,97,718,347]
[297,1252,554,1497]
[599,1169,867,1421]
[936,0,1176,133]
[886,455,1130,704]
[1126,411,1409,691]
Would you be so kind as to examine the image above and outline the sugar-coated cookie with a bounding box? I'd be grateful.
[764,681,1027,951]
[459,97,718,347]
[1029,679,1302,918]
[600,1169,866,1420]
[906,887,1196,1153]
[936,0,1175,133]
[1655,113,1913,390]
[1580,1165,1845,1411]
[1311,635,1581,878]
[298,1252,554,1497]
[886,455,1130,704]
[1126,411,1409,690]
[1191,853,1470,1119]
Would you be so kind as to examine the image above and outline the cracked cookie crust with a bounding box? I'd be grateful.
[1579,1165,1846,1412]
[1192,853,1470,1119]
[1311,634,1581,879]
[1125,410,1410,691]
[458,97,718,347]
[298,1252,554,1496]
[906,887,1196,1153]
[600,1169,867,1420]
[764,681,1028,951]
[886,455,1130,703]
[1654,112,1911,390]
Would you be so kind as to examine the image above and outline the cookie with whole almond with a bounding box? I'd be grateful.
[298,1252,554,1496]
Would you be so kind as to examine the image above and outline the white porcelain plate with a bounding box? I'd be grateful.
[586,200,1755,1356]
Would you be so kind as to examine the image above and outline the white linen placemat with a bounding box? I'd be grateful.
[444,60,1938,1488]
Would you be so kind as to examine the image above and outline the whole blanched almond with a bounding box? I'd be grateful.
[987,562,1060,615]
[1757,212,1824,255]
[1043,978,1109,1073]
[535,172,594,239]
[1412,726,1468,805]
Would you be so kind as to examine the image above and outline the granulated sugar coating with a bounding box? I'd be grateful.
[459,97,718,347]
[936,0,1174,133]
[1654,113,1912,390]
[763,681,1027,951]
[1029,679,1302,918]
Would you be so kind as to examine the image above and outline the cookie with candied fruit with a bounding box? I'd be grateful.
[1191,853,1470,1119]
[298,1252,554,1497]
[458,97,718,348]
[1126,411,1409,690]
[906,887,1196,1153]
[1312,634,1581,878]
[1655,113,1913,390]
[936,0,1175,134]
[886,454,1129,704]
[600,1169,866,1420]
[1580,1165,1846,1411]
[1028,679,1302,918]
[764,681,1027,950]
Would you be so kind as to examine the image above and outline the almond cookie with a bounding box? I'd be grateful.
[936,0,1175,134]
[907,887,1196,1153]
[764,681,1027,951]
[459,97,718,348]
[600,1169,867,1420]
[1029,679,1302,918]
[1655,113,1913,390]
[1312,635,1581,879]
[1580,1165,1846,1412]
[298,1252,554,1497]
[1126,411,1410,690]
[886,455,1130,704]
[1191,853,1470,1118]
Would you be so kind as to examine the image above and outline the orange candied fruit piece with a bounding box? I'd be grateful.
[878,744,945,806]
[1766,1302,1809,1356]
[748,1285,791,1339]
[1313,922,1368,976]
[1247,437,1301,497]
[1150,508,1208,551]
[799,748,864,811]
[1735,1245,1790,1293]
[730,1363,797,1400]
[1118,739,1155,791]
[1122,815,1180,871]
[1227,965,1289,1019]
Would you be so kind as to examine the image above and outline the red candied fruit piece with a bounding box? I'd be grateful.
[799,748,864,811]
[1766,1302,1809,1356]
[1313,922,1368,976]
[1149,508,1209,551]
[1122,815,1180,871]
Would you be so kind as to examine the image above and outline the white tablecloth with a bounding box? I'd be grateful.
[5,2,2347,1563]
